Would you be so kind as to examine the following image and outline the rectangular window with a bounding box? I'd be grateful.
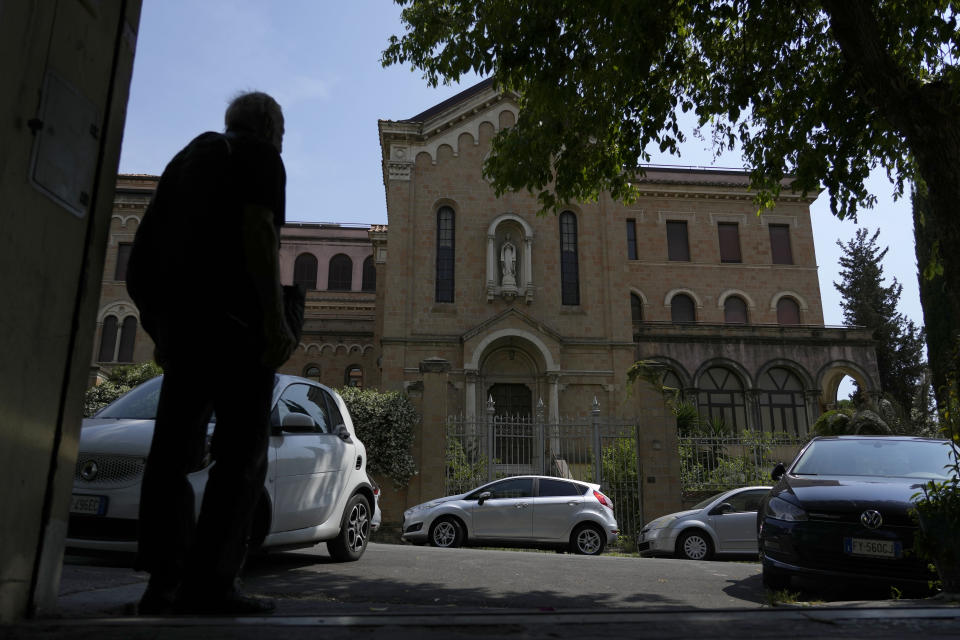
[436,209,455,302]
[769,224,793,265]
[718,223,742,263]
[626,219,637,260]
[666,221,690,261]
[114,242,132,281]
[560,212,580,305]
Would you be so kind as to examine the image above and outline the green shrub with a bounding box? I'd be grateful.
[446,437,488,494]
[338,387,417,488]
[810,409,854,436]
[83,362,163,417]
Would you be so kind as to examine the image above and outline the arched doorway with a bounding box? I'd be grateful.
[819,361,877,412]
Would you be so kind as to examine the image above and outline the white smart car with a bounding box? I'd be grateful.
[67,374,379,561]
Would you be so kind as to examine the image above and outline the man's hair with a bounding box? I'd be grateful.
[224,91,283,142]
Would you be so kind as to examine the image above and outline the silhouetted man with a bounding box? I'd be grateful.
[127,91,295,615]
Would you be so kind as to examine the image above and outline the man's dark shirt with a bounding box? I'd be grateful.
[127,130,285,344]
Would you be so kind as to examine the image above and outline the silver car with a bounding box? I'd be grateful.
[402,475,619,555]
[68,374,379,562]
[638,485,771,560]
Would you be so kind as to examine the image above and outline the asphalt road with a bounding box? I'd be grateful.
[16,544,953,640]
[59,542,768,616]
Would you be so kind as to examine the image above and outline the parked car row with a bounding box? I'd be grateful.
[639,435,956,592]
[70,377,956,591]
[69,375,621,562]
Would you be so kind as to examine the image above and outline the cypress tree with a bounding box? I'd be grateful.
[835,229,926,422]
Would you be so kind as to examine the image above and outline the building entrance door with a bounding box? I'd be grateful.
[489,383,531,418]
[488,383,533,472]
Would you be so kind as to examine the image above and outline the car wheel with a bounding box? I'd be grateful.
[677,530,713,560]
[429,517,464,548]
[327,494,371,562]
[570,523,606,555]
[762,564,792,590]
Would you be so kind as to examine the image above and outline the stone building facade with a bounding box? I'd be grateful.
[92,81,879,523]
[375,80,879,517]
[93,176,379,392]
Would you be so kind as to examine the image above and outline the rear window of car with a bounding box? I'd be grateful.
[538,478,581,497]
[792,439,957,479]
[93,376,163,419]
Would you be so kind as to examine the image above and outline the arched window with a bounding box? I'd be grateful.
[758,367,808,436]
[436,207,455,302]
[630,293,643,324]
[117,317,138,362]
[345,365,363,388]
[724,296,748,324]
[97,315,118,362]
[303,364,321,382]
[777,297,801,324]
[671,293,696,323]
[361,255,376,292]
[328,254,353,291]
[663,370,684,399]
[560,211,580,305]
[698,367,747,431]
[294,253,318,290]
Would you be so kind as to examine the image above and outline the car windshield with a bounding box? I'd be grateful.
[93,376,163,419]
[692,492,727,510]
[792,439,957,479]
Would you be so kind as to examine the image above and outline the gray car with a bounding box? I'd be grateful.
[638,485,771,560]
[402,475,619,555]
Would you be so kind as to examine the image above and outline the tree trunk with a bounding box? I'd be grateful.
[913,190,955,412]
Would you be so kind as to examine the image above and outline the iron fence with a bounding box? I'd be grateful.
[677,433,809,504]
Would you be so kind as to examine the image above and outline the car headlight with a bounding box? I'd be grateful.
[405,501,442,516]
[765,496,808,522]
[645,515,678,531]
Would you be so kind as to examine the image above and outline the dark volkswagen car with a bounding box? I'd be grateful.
[758,436,956,591]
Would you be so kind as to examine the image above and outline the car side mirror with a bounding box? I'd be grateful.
[279,413,315,434]
[710,502,734,515]
[335,423,353,443]
[771,462,786,481]
[477,491,491,506]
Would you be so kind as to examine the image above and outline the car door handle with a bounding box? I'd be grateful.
[567,501,578,506]
[516,503,528,509]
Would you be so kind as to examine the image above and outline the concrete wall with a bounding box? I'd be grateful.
[0,0,141,622]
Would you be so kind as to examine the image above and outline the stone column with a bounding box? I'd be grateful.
[805,390,823,433]
[415,357,451,507]
[464,369,478,422]
[548,373,560,424]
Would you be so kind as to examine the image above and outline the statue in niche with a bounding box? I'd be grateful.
[500,233,518,289]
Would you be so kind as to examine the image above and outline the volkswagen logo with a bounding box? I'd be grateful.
[860,509,883,529]
[80,460,99,481]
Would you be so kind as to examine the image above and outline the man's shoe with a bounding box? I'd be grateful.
[175,589,275,615]
[138,584,177,615]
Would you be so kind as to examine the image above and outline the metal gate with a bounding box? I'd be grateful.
[445,397,643,549]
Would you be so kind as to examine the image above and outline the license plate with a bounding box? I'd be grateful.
[70,494,107,516]
[844,537,901,558]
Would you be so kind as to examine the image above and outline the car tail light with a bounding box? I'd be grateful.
[594,490,613,509]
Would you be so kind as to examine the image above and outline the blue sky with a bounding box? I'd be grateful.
[119,0,923,337]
